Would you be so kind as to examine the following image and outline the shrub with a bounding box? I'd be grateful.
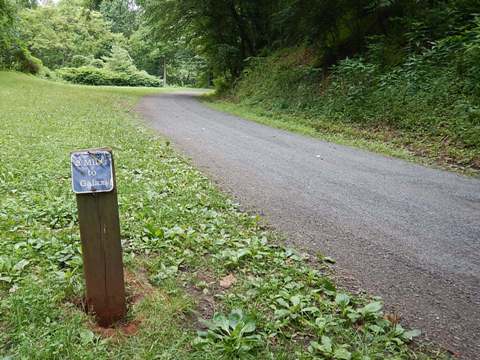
[57,66,161,87]
[13,48,42,74]
[71,55,95,68]
[89,59,104,69]
[38,66,58,81]
[213,76,232,95]
[57,45,161,87]
[127,70,162,87]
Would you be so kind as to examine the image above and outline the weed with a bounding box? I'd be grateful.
[194,309,262,359]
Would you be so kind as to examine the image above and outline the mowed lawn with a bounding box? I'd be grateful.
[0,72,442,359]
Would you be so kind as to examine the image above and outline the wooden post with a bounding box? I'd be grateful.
[71,148,126,327]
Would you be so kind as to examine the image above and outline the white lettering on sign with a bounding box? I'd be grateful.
[71,150,114,194]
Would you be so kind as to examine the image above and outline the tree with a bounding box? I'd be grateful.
[0,0,18,65]
[139,0,276,81]
[1,0,40,71]
[138,0,480,84]
[99,0,139,37]
[102,44,136,72]
[18,0,123,69]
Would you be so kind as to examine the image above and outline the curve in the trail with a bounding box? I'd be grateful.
[136,92,480,359]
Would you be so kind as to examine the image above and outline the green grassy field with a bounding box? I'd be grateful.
[0,72,444,359]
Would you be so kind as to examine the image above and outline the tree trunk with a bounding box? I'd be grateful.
[228,0,255,57]
[163,56,167,87]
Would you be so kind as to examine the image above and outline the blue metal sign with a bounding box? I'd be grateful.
[71,150,114,194]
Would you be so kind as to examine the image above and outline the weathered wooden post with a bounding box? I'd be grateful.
[71,148,126,327]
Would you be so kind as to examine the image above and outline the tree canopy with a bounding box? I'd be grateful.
[137,0,480,81]
[19,1,121,69]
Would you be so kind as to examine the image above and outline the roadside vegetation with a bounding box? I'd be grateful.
[0,72,446,359]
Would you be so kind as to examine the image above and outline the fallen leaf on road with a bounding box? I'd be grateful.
[220,274,236,289]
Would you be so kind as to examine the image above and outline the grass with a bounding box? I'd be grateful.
[204,98,479,177]
[0,72,445,359]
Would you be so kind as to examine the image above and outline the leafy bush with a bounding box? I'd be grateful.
[38,66,58,81]
[57,66,160,87]
[57,45,161,87]
[71,55,95,67]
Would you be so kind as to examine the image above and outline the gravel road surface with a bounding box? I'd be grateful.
[137,92,480,359]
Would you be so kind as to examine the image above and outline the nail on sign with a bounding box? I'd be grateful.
[71,150,114,194]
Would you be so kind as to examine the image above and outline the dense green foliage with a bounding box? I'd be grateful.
[4,0,480,94]
[99,0,138,37]
[15,0,165,86]
[57,45,161,87]
[0,72,440,359]
[0,0,16,63]
[57,66,160,87]
[19,1,121,70]
[0,0,42,73]
[127,23,207,86]
[140,0,276,83]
